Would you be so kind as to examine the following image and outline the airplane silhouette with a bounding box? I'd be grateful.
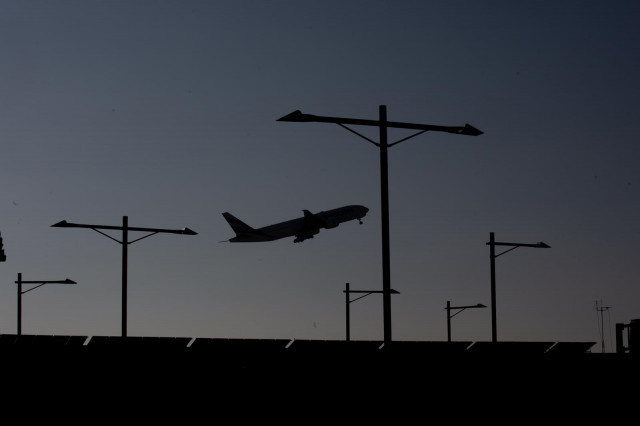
[221,205,369,243]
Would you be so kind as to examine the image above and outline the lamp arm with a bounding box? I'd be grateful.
[349,292,373,304]
[494,245,520,258]
[21,283,46,294]
[449,307,468,319]
[91,228,123,244]
[388,130,428,147]
[128,232,159,244]
[337,123,380,147]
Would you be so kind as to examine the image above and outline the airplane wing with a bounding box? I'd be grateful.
[302,209,325,228]
[294,210,322,243]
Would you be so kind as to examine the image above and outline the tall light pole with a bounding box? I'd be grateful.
[51,216,197,337]
[279,106,482,345]
[487,232,550,342]
[15,272,76,336]
[344,282,399,342]
[445,301,486,342]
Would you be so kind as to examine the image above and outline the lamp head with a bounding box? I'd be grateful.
[459,124,483,136]
[51,220,71,228]
[181,227,198,235]
[536,242,551,248]
[277,110,314,122]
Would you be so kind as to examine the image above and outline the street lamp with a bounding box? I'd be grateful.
[487,231,550,342]
[279,106,482,345]
[344,282,399,342]
[15,272,76,336]
[445,300,486,342]
[51,216,197,337]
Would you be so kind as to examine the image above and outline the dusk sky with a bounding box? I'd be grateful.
[1,1,638,352]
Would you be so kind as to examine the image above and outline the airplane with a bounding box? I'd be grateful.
[221,205,369,243]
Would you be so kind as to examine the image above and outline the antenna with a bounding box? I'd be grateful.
[595,300,611,353]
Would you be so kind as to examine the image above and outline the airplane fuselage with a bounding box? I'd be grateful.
[222,205,369,243]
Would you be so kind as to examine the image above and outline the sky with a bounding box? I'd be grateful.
[1,0,638,352]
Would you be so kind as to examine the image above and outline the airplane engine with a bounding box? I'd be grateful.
[294,228,319,243]
[323,219,339,229]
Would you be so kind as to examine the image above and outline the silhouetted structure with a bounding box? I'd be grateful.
[0,232,6,262]
[617,318,640,355]
[3,332,638,414]
[1,333,626,373]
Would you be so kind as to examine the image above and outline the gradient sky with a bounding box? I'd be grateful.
[1,0,638,352]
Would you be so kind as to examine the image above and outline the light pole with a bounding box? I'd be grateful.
[51,216,197,337]
[344,283,399,342]
[279,106,482,345]
[15,272,76,336]
[487,231,550,342]
[445,300,486,342]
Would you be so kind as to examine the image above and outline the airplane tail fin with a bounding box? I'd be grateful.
[222,212,255,234]
[221,212,276,242]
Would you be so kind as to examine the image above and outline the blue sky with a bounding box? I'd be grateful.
[1,1,638,352]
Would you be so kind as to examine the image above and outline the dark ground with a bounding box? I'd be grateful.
[2,335,637,421]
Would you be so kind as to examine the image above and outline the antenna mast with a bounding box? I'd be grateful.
[595,300,611,353]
